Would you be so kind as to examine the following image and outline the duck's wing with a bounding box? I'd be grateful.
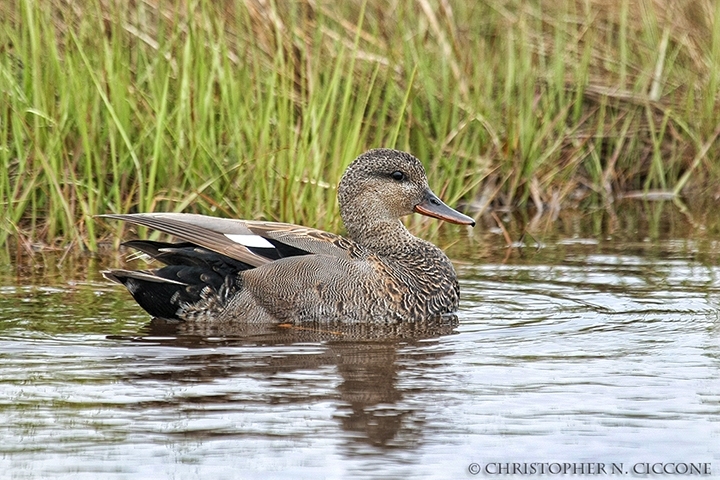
[99,213,357,266]
[242,220,360,258]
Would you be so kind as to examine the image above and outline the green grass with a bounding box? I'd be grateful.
[1,0,720,250]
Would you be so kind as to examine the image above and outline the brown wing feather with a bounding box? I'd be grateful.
[243,221,358,259]
[99,213,270,267]
[99,213,360,264]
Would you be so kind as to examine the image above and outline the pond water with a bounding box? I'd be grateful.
[1,203,719,479]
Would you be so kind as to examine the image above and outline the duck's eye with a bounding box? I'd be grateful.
[391,171,405,181]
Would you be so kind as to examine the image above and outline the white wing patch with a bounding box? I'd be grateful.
[224,233,274,249]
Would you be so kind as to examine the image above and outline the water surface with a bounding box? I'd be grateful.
[1,205,719,479]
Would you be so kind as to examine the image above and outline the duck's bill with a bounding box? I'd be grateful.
[414,191,476,226]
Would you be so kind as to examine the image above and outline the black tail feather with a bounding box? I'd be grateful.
[105,240,250,320]
[122,240,256,271]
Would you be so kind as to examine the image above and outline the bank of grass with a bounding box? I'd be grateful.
[1,0,720,251]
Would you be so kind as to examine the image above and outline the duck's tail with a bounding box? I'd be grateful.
[103,240,251,320]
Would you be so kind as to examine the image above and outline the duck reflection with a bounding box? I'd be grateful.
[332,341,404,447]
[114,316,458,448]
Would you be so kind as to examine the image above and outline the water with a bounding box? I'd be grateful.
[1,208,720,479]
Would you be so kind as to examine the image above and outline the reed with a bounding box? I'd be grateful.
[1,0,719,249]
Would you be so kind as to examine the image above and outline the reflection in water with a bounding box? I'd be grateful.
[114,316,458,449]
[143,315,458,342]
[333,342,404,447]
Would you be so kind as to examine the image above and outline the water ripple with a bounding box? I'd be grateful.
[1,252,719,478]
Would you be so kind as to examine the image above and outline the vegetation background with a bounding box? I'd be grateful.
[2,0,720,251]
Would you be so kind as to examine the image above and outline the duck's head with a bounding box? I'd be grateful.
[338,149,475,235]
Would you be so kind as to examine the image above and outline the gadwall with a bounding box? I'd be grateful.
[102,148,475,324]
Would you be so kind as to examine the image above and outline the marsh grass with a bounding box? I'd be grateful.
[1,0,720,250]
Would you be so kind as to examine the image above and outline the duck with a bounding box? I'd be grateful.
[101,148,475,324]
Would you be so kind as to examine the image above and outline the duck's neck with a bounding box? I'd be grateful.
[344,217,420,257]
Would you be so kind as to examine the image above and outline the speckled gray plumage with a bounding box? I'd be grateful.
[102,148,474,324]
